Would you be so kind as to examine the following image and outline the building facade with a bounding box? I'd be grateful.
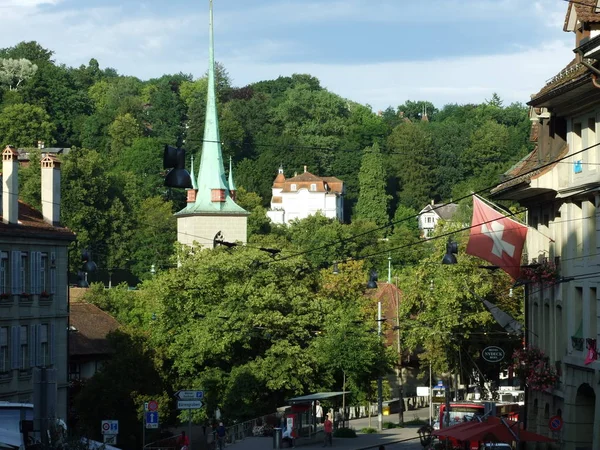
[0,147,75,423]
[417,201,458,238]
[266,166,344,225]
[491,2,600,448]
[176,0,248,249]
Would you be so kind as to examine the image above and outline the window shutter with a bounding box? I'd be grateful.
[50,252,56,294]
[36,324,43,366]
[10,326,19,369]
[49,323,55,365]
[30,252,36,294]
[29,325,35,368]
[11,251,20,294]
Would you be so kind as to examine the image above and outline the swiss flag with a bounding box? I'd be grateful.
[466,196,528,280]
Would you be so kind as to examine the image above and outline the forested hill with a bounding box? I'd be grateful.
[0,41,532,277]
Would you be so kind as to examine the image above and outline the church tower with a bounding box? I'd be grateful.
[176,0,248,249]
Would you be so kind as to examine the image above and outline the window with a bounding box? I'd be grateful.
[291,184,297,191]
[20,325,28,370]
[69,362,81,381]
[310,183,317,192]
[0,327,8,372]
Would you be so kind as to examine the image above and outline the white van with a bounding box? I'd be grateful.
[0,402,34,449]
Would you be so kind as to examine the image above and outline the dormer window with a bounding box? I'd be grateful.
[291,184,297,191]
[211,189,226,202]
[310,183,317,192]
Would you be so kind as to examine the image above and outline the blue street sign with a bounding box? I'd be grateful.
[146,412,159,429]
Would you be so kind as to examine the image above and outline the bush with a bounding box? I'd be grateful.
[382,422,398,429]
[359,427,377,434]
[403,417,427,426]
[333,427,357,438]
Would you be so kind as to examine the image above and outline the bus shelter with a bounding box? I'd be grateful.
[284,392,349,441]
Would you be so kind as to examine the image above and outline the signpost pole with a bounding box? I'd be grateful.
[188,410,192,450]
[142,411,145,450]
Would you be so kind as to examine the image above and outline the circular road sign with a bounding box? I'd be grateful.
[549,415,563,432]
[482,346,505,363]
[148,400,158,412]
[102,422,111,432]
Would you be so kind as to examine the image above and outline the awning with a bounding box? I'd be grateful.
[287,392,350,404]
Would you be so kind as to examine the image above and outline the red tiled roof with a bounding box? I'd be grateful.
[491,144,569,194]
[564,0,600,30]
[0,201,75,240]
[69,300,121,356]
[278,171,344,194]
[530,58,589,102]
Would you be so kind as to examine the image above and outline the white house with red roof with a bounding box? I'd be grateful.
[267,166,345,225]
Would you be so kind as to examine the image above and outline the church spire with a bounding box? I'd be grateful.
[196,0,228,198]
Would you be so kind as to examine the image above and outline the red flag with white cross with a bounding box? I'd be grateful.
[466,195,528,280]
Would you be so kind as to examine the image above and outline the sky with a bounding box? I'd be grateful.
[0,0,576,112]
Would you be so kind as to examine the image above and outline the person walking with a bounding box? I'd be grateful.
[215,422,226,450]
[177,431,189,450]
[323,414,333,447]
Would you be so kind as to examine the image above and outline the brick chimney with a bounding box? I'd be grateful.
[2,146,18,224]
[41,155,61,226]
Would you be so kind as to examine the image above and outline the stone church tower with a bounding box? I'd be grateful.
[176,0,248,248]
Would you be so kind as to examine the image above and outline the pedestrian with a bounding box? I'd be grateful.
[177,431,189,450]
[323,414,333,447]
[316,401,323,424]
[215,422,226,450]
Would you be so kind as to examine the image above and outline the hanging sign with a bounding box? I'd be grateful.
[482,346,505,363]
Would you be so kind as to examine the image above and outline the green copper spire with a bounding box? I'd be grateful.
[177,0,246,216]
[197,0,227,193]
[228,157,236,192]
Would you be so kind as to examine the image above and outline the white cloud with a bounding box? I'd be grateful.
[220,39,575,111]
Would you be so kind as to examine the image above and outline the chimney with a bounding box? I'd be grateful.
[304,165,307,173]
[2,146,18,224]
[41,155,61,226]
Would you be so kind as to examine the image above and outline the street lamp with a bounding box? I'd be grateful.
[366,270,383,431]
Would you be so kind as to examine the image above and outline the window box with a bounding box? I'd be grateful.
[0,293,10,300]
[40,291,52,300]
[19,293,31,301]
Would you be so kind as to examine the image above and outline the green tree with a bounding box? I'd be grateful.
[0,58,37,90]
[387,121,435,211]
[108,113,143,156]
[353,143,390,229]
[0,103,55,147]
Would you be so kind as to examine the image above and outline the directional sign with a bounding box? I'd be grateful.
[146,412,159,429]
[104,435,117,445]
[101,420,119,435]
[177,400,203,409]
[175,390,204,400]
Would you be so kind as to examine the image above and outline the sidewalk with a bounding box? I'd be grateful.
[225,409,432,450]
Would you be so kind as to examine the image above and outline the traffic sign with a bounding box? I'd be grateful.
[175,390,204,400]
[548,415,563,432]
[146,412,159,429]
[177,400,203,409]
[104,435,117,445]
[147,400,158,412]
[101,420,119,435]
